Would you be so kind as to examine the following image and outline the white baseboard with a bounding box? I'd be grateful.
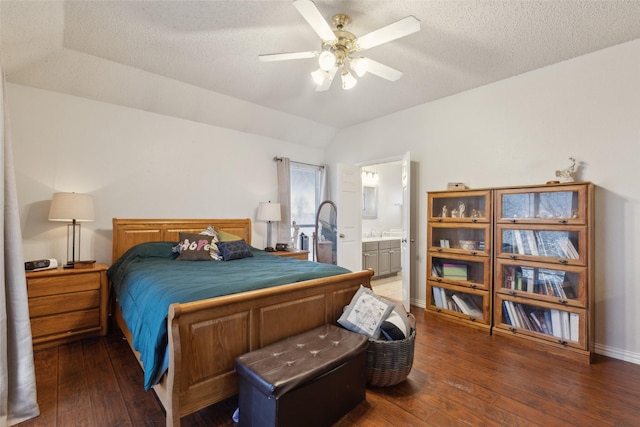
[411,298,425,309]
[594,343,640,365]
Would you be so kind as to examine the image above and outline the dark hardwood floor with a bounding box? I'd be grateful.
[17,306,640,426]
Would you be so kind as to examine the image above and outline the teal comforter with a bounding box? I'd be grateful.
[107,242,350,390]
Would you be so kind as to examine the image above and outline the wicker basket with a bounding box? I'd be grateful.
[366,313,416,387]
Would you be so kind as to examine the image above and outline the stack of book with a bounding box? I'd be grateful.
[443,263,468,281]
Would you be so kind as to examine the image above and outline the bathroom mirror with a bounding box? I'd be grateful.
[315,200,337,264]
[362,186,378,219]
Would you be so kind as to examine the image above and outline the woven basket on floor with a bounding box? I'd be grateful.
[366,313,416,387]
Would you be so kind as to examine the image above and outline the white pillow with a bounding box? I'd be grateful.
[199,226,222,260]
[338,285,394,339]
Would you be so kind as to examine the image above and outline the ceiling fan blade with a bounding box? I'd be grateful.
[356,16,421,51]
[293,0,337,42]
[315,67,338,92]
[259,51,318,62]
[365,58,403,81]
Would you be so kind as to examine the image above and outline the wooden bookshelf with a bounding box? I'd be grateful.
[425,182,594,363]
[425,189,493,331]
[492,182,594,363]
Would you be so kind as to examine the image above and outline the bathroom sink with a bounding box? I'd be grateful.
[362,236,401,242]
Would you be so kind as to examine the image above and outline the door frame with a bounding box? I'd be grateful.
[355,153,414,309]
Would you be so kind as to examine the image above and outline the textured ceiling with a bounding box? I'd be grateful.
[3,1,640,146]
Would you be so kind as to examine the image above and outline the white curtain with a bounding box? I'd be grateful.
[318,165,329,206]
[0,58,40,426]
[276,157,291,245]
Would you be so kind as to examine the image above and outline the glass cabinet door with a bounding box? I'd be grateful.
[428,282,489,325]
[429,223,491,256]
[429,254,490,290]
[428,190,491,223]
[495,295,586,349]
[496,184,587,225]
[495,259,586,307]
[496,225,586,266]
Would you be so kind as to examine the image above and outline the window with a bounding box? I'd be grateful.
[290,162,324,259]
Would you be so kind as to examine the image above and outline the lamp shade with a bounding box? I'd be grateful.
[257,201,281,222]
[48,192,95,222]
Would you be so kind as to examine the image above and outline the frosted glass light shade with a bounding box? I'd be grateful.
[318,50,337,71]
[350,57,368,77]
[311,68,328,86]
[341,70,357,90]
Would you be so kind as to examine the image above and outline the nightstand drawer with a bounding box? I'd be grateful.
[25,263,109,350]
[27,272,101,298]
[30,308,100,339]
[28,290,100,317]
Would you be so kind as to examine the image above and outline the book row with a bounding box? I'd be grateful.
[432,286,483,318]
[502,300,579,341]
[502,265,577,299]
[503,229,579,259]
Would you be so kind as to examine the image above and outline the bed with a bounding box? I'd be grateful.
[109,218,373,427]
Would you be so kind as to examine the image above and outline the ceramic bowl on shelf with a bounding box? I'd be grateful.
[459,240,478,250]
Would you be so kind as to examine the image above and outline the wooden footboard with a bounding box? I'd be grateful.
[111,218,373,427]
[115,269,372,426]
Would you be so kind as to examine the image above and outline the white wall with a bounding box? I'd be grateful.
[326,39,640,363]
[8,84,325,265]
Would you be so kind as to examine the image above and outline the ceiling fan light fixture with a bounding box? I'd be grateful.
[311,68,328,86]
[260,1,421,92]
[350,57,368,77]
[341,69,357,90]
[318,50,336,71]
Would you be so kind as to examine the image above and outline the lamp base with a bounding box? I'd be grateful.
[264,247,276,252]
[65,260,96,269]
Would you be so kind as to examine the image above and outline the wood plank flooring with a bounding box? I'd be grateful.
[17,306,640,426]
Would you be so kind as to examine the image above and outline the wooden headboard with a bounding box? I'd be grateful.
[112,218,252,262]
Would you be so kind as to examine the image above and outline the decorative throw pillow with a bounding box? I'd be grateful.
[199,225,217,237]
[380,304,411,340]
[338,285,394,339]
[199,226,222,260]
[218,230,243,242]
[175,233,214,261]
[217,239,254,261]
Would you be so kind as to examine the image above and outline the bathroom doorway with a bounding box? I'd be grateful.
[361,160,405,303]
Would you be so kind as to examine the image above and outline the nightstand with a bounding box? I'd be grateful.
[270,250,310,261]
[25,263,109,351]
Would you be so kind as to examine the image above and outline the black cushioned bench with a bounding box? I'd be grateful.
[235,324,369,427]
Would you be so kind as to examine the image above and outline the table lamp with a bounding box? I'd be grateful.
[257,201,281,252]
[48,192,94,268]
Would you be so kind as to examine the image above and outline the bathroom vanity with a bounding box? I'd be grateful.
[362,238,401,278]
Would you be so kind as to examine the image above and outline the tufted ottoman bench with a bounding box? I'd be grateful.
[234,324,369,427]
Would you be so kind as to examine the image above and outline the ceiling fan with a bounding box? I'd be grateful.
[259,0,421,91]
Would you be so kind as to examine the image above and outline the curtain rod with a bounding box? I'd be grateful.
[274,156,325,169]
